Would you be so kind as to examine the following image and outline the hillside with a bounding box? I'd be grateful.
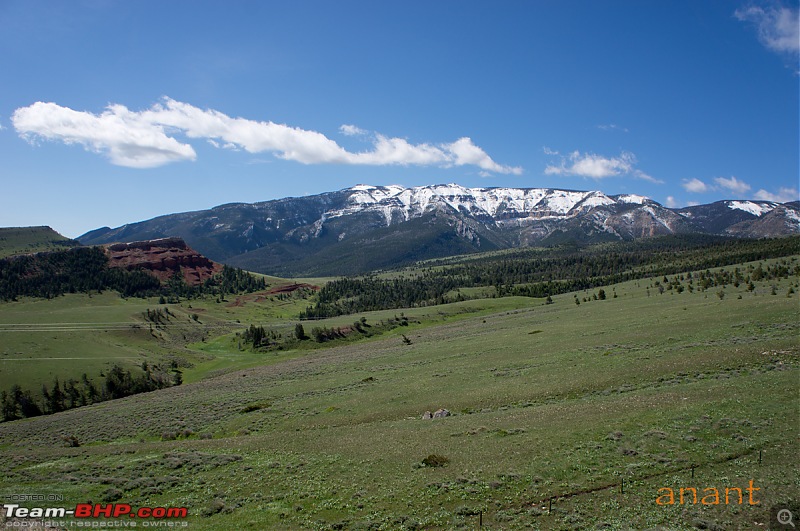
[78,185,800,276]
[0,226,80,258]
[0,254,797,529]
[0,238,265,301]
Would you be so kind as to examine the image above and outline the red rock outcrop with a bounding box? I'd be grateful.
[104,237,223,286]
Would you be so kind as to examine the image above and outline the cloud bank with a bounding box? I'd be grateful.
[544,149,660,183]
[11,98,522,174]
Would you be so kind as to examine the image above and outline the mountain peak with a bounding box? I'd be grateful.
[77,183,800,277]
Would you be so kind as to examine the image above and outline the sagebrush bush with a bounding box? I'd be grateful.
[421,454,449,467]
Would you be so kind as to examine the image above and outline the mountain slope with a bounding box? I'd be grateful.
[78,184,800,276]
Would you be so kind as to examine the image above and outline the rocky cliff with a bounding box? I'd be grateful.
[104,237,222,286]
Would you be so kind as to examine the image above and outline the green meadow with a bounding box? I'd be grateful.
[0,259,798,529]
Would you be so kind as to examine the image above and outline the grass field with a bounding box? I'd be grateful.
[0,278,324,392]
[0,260,798,529]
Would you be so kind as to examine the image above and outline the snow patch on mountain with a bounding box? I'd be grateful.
[785,209,800,221]
[616,194,649,204]
[580,192,617,209]
[331,184,633,226]
[642,206,671,229]
[727,201,776,217]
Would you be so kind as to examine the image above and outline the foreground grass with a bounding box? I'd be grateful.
[0,265,797,529]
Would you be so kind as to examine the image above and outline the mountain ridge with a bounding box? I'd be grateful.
[0,226,80,258]
[78,184,800,276]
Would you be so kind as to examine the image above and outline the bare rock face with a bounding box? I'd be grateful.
[422,409,450,420]
[104,237,223,286]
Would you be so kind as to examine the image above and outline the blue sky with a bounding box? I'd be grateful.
[1,1,798,238]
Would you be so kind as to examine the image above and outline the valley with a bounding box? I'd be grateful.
[4,2,798,529]
[0,232,798,529]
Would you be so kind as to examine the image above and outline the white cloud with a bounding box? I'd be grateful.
[597,124,629,133]
[754,187,799,203]
[665,196,679,208]
[544,150,657,181]
[12,101,196,168]
[351,134,448,166]
[634,170,663,184]
[735,4,800,55]
[684,175,757,197]
[12,98,521,174]
[339,124,367,136]
[443,137,523,174]
[714,176,751,195]
[139,99,353,165]
[682,178,711,193]
[682,175,795,202]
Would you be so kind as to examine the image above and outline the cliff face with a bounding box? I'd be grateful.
[104,237,223,286]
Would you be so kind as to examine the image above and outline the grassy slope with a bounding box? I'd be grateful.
[0,226,79,258]
[0,274,327,393]
[0,261,797,529]
[0,292,240,392]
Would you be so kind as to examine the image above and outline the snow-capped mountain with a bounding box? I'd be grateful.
[333,184,641,222]
[78,184,800,276]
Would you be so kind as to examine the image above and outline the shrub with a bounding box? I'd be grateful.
[61,435,80,447]
[421,454,449,467]
[240,401,270,413]
[101,488,123,502]
[455,505,480,516]
[201,498,226,517]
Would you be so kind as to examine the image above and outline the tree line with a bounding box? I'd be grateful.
[0,246,267,301]
[300,235,800,318]
[238,315,414,352]
[1,362,182,422]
